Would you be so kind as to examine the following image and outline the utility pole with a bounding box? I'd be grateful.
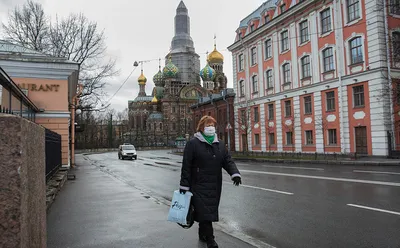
[108,114,113,148]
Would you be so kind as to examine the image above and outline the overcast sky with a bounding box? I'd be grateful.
[1,0,264,111]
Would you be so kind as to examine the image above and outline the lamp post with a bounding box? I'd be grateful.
[222,89,231,152]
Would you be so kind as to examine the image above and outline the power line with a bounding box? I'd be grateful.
[105,66,138,105]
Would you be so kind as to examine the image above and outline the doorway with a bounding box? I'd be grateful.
[355,126,368,155]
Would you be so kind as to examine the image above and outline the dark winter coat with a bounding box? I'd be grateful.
[180,132,241,222]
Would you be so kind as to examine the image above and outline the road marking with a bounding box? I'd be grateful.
[347,204,400,216]
[240,169,400,187]
[353,170,400,176]
[262,165,324,171]
[223,182,293,195]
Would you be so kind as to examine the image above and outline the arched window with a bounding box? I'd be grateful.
[349,37,363,64]
[282,63,291,84]
[323,48,334,72]
[301,56,311,78]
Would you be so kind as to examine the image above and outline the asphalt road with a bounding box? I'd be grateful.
[85,150,400,248]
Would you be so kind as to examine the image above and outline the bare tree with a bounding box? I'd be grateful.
[2,1,118,109]
[2,1,49,51]
[234,101,252,152]
[315,115,329,153]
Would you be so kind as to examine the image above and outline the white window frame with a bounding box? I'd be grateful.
[279,29,290,54]
[250,46,258,66]
[298,19,310,45]
[281,61,292,85]
[265,69,274,89]
[238,80,245,97]
[264,38,273,60]
[251,74,259,94]
[299,54,312,79]
[343,0,363,26]
[238,53,244,72]
[344,34,366,73]
[305,130,314,145]
[318,6,334,37]
[391,30,400,68]
[328,129,338,145]
[319,45,336,74]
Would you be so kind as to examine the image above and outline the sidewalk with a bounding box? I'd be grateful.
[47,156,256,248]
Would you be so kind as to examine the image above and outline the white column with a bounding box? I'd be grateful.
[232,54,238,104]
[333,0,346,76]
[232,55,240,151]
[293,96,302,152]
[309,11,320,84]
[260,103,267,151]
[273,32,280,93]
[244,47,250,99]
[314,91,324,153]
[290,23,299,89]
[258,41,265,97]
[341,86,350,153]
[276,100,283,151]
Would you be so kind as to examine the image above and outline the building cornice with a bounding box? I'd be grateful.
[228,0,324,52]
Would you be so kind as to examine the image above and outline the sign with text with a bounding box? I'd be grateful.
[18,84,60,92]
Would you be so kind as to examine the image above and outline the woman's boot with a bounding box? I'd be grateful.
[206,237,218,248]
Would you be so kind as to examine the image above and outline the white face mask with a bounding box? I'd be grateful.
[203,126,216,136]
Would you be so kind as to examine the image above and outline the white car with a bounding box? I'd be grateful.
[118,144,137,160]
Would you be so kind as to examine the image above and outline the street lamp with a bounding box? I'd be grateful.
[222,89,231,152]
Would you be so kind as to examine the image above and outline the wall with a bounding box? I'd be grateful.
[0,114,46,248]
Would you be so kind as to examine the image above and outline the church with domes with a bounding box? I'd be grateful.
[127,1,228,147]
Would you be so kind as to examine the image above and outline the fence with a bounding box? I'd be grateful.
[230,150,361,161]
[45,128,62,181]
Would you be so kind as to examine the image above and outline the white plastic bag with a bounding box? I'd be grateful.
[167,190,193,225]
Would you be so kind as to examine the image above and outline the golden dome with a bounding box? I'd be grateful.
[138,70,147,85]
[151,95,158,103]
[208,45,224,64]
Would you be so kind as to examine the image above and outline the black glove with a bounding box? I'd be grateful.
[232,176,242,186]
[180,188,188,194]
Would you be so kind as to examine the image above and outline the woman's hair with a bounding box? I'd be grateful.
[196,115,217,132]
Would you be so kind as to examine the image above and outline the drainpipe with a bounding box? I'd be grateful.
[383,0,395,151]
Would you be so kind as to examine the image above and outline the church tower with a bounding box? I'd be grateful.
[167,1,200,84]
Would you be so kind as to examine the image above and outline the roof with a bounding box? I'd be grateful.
[190,88,235,108]
[0,40,78,64]
[177,1,187,9]
[238,0,277,28]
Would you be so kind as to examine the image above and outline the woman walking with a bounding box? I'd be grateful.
[179,115,242,248]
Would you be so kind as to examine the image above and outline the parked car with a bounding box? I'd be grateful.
[118,144,137,160]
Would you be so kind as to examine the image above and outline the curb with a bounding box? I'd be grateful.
[46,168,69,211]
[232,157,400,166]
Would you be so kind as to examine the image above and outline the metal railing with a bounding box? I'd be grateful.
[45,128,62,181]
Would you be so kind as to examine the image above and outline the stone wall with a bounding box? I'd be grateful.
[0,114,46,248]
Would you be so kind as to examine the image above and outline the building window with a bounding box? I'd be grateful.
[240,110,246,124]
[268,104,274,120]
[254,134,260,145]
[299,21,309,43]
[264,15,270,24]
[301,56,311,78]
[304,96,312,114]
[269,133,275,145]
[393,32,400,62]
[323,48,334,72]
[394,32,400,65]
[389,0,400,15]
[173,122,176,130]
[172,106,176,113]
[281,30,289,52]
[160,123,163,130]
[254,107,259,123]
[252,75,258,93]
[326,91,336,111]
[239,80,245,97]
[286,131,293,145]
[265,39,272,59]
[285,100,292,117]
[280,4,286,13]
[251,47,257,65]
[250,24,255,32]
[266,70,273,89]
[283,63,291,84]
[238,54,244,71]
[305,130,313,145]
[347,0,360,22]
[350,37,363,64]
[328,129,337,145]
[353,85,365,107]
[321,8,332,34]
